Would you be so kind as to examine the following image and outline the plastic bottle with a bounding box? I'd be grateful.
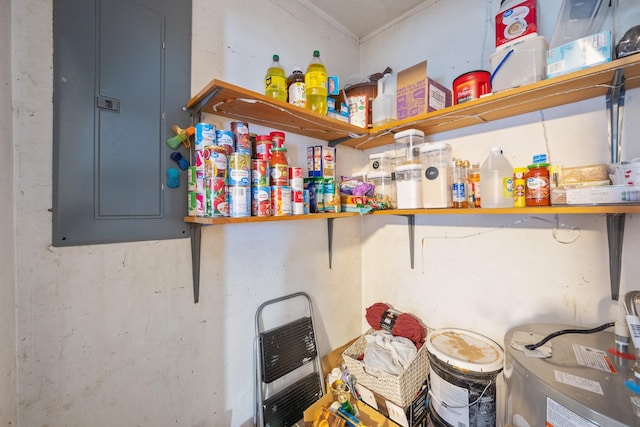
[287,66,306,108]
[467,162,481,207]
[305,50,328,115]
[480,147,514,208]
[265,54,287,102]
[372,73,397,127]
[452,159,468,208]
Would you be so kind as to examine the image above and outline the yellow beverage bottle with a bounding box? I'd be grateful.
[265,54,287,102]
[305,50,327,115]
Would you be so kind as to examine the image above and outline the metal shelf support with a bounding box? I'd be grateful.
[397,214,416,269]
[605,68,626,301]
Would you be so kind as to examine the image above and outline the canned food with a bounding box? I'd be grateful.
[187,166,198,192]
[195,123,216,150]
[271,185,292,216]
[188,191,198,216]
[252,159,270,187]
[289,166,304,190]
[204,145,227,178]
[256,135,273,161]
[205,177,228,217]
[216,130,234,155]
[195,192,205,217]
[270,131,285,148]
[252,186,271,217]
[292,189,304,215]
[228,185,251,217]
[194,149,205,169]
[231,121,251,154]
[228,152,251,186]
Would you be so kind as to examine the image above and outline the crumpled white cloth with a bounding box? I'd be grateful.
[362,330,417,376]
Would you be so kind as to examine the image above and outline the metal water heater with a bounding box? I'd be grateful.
[504,323,640,426]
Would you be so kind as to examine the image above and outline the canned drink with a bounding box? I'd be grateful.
[252,186,271,217]
[205,177,228,217]
[252,159,270,187]
[231,121,251,154]
[228,185,251,217]
[228,152,250,186]
[195,123,216,151]
[271,185,292,216]
[216,130,235,155]
[289,166,304,190]
[292,189,304,215]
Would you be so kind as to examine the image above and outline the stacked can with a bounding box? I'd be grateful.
[252,158,271,216]
[188,123,217,217]
[270,140,291,216]
[231,121,252,157]
[227,149,251,217]
[290,166,305,215]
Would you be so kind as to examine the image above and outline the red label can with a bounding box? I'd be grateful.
[271,186,292,216]
[252,159,270,187]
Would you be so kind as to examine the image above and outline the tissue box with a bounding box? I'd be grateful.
[396,61,452,120]
[546,31,612,78]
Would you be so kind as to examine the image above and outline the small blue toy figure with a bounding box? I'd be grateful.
[167,168,180,188]
[170,151,189,170]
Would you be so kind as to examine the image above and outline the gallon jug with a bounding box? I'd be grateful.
[372,73,397,127]
[480,147,514,208]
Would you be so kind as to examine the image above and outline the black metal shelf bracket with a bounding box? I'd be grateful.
[397,214,416,269]
[190,223,203,304]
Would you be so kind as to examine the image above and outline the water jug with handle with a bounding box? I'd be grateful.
[372,73,397,127]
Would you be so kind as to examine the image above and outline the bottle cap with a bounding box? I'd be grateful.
[273,54,279,61]
[313,50,320,57]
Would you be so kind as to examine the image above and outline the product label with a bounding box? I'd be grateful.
[265,75,286,92]
[305,71,327,93]
[503,177,514,198]
[453,182,466,202]
[546,397,599,427]
[288,82,306,107]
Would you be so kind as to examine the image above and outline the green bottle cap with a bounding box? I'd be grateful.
[273,54,279,61]
[313,50,320,57]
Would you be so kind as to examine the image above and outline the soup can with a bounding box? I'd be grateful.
[231,121,251,155]
[271,185,292,216]
[255,135,273,161]
[228,185,251,217]
[228,151,250,186]
[292,189,304,215]
[205,177,228,217]
[194,122,216,150]
[252,159,270,187]
[289,166,304,191]
[216,130,235,155]
[252,186,271,217]
[204,145,227,178]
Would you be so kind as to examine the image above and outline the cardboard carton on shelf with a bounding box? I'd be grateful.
[396,61,452,121]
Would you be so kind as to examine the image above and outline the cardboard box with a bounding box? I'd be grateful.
[303,392,401,427]
[397,61,452,120]
[563,184,640,205]
[307,145,335,178]
[348,95,369,128]
[357,382,429,427]
[546,31,612,78]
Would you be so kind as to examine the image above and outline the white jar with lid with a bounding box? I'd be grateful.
[395,163,423,209]
[367,171,396,209]
[394,129,425,165]
[419,143,453,208]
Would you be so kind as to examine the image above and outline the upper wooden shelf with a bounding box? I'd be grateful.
[186,55,640,151]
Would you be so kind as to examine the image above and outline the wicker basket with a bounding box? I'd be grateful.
[342,330,429,407]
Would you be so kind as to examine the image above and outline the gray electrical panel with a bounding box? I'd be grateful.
[53,0,192,246]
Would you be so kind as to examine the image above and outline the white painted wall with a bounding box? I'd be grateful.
[359,0,640,347]
[0,0,17,425]
[8,0,363,426]
[5,0,640,425]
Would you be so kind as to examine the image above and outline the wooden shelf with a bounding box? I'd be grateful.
[185,55,640,151]
[184,211,359,225]
[371,205,640,216]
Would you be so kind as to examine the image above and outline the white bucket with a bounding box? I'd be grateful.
[426,328,504,427]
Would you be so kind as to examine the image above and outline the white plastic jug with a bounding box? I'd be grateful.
[480,147,514,208]
[372,73,397,127]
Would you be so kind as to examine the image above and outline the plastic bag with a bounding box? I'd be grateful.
[362,330,417,376]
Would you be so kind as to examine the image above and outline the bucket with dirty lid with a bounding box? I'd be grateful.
[425,328,504,427]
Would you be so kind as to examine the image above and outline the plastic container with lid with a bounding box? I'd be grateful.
[367,171,396,209]
[395,163,423,209]
[369,152,394,173]
[394,129,425,165]
[480,147,514,208]
[490,35,548,92]
[419,143,452,208]
[453,71,491,104]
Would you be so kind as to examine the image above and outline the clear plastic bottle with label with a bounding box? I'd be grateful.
[480,147,514,208]
[265,54,287,102]
[305,50,328,115]
[287,67,306,108]
[467,161,481,207]
[452,159,468,208]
